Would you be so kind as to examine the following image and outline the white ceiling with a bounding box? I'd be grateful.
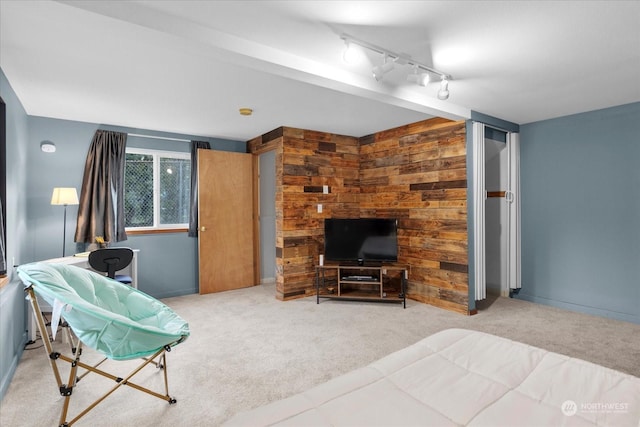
[1,1,639,141]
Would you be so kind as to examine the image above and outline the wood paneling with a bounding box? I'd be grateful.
[248,118,470,315]
[359,119,468,313]
[249,127,360,301]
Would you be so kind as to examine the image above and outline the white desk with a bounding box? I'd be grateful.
[27,249,139,342]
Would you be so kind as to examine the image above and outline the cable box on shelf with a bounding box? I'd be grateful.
[341,275,378,282]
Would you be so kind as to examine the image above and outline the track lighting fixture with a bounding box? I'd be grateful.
[437,77,450,100]
[372,55,395,81]
[340,33,452,100]
[407,66,430,86]
[342,40,363,64]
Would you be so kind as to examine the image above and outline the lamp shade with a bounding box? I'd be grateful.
[51,187,79,206]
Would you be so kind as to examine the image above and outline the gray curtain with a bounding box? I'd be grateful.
[188,140,211,237]
[0,198,5,274]
[75,130,128,244]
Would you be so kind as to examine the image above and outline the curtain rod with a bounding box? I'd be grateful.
[127,133,191,143]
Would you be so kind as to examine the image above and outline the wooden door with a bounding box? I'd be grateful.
[198,150,256,294]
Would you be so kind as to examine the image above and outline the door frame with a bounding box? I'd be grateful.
[506,132,521,294]
[471,122,521,302]
[257,150,277,284]
[252,154,261,286]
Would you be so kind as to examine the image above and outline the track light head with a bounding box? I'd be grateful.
[372,56,395,81]
[342,40,363,64]
[437,77,450,100]
[407,67,430,87]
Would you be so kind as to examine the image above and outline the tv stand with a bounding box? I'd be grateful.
[316,265,407,308]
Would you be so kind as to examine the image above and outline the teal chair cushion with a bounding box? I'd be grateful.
[18,262,190,360]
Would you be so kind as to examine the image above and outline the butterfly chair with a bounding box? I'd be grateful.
[88,247,134,284]
[17,262,190,427]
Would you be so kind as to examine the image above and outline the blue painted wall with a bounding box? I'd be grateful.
[26,117,96,262]
[26,117,245,298]
[1,66,245,400]
[0,69,29,401]
[518,102,640,324]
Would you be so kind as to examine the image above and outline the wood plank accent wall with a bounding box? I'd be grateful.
[359,118,469,314]
[247,127,360,301]
[248,118,469,314]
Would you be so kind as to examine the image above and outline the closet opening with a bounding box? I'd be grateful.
[258,150,277,286]
[472,122,521,304]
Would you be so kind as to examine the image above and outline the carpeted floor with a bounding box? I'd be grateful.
[1,284,638,426]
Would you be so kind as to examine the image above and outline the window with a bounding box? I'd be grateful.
[125,148,191,231]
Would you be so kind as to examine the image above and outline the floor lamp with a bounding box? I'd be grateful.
[51,187,79,257]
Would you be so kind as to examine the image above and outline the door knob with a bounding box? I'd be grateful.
[200,226,207,232]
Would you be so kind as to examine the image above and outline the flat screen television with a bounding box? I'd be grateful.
[324,218,398,264]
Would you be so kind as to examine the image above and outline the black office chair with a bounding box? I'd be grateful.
[88,247,134,284]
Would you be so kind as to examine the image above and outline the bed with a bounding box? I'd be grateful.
[224,328,639,426]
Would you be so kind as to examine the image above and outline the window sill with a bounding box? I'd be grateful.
[126,228,188,235]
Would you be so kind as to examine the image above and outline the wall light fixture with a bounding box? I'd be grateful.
[40,141,56,153]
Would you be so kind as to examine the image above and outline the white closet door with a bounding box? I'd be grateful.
[507,133,522,290]
[472,122,486,301]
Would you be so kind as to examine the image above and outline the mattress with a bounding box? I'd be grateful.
[224,328,640,426]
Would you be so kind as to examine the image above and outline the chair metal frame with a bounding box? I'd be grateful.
[25,285,181,427]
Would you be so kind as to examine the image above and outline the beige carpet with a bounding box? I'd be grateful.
[1,284,638,426]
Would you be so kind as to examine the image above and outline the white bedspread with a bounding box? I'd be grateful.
[225,328,640,426]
